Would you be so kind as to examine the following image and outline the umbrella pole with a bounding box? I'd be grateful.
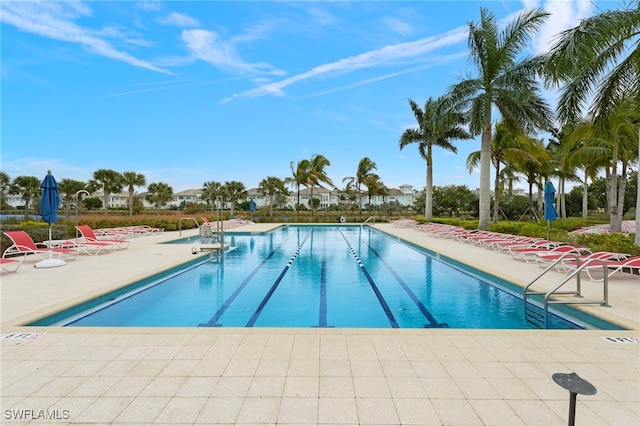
[547,220,550,241]
[48,225,53,259]
[35,224,66,268]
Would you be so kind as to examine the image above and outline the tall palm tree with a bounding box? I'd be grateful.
[222,181,247,218]
[307,154,334,220]
[58,179,87,218]
[542,1,639,239]
[121,172,146,217]
[400,96,472,220]
[602,100,640,232]
[145,182,173,210]
[9,176,40,218]
[447,7,553,230]
[202,181,223,214]
[88,169,123,214]
[289,160,311,220]
[258,176,287,218]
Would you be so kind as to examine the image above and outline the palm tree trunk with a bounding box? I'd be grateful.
[616,163,627,231]
[478,125,492,230]
[129,190,134,216]
[310,186,315,221]
[103,192,109,214]
[425,161,433,221]
[492,163,500,223]
[559,177,566,220]
[582,170,589,220]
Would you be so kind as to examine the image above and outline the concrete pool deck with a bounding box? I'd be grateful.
[1,223,638,425]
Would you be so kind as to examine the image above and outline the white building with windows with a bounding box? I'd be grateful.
[3,184,422,212]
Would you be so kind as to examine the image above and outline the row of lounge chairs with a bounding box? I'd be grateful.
[90,225,163,238]
[391,220,640,281]
[201,217,254,230]
[1,225,136,271]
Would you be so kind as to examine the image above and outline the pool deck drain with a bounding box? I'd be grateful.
[1,223,638,425]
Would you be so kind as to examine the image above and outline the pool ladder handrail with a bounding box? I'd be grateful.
[363,216,375,225]
[523,253,609,329]
[179,217,200,236]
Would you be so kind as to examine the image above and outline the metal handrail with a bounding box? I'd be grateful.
[179,217,200,236]
[542,259,609,328]
[523,252,609,328]
[363,216,375,224]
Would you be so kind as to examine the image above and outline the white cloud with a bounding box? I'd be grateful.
[533,0,594,54]
[181,29,284,75]
[381,18,413,36]
[157,12,200,28]
[136,1,162,12]
[0,1,172,75]
[223,26,468,102]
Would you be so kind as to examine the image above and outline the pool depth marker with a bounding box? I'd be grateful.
[246,230,312,327]
[339,230,399,328]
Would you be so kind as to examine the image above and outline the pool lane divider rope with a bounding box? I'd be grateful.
[245,230,313,327]
[199,235,293,327]
[339,230,399,328]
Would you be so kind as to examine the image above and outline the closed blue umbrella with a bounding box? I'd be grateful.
[544,181,558,241]
[36,170,65,268]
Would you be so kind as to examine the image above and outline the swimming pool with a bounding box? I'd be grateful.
[33,225,620,329]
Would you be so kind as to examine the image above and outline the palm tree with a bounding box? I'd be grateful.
[507,138,552,220]
[121,172,146,217]
[288,160,311,220]
[466,121,538,222]
[58,179,87,218]
[601,101,640,232]
[258,176,287,218]
[343,157,379,212]
[542,1,639,239]
[202,181,223,214]
[362,174,388,209]
[222,181,247,218]
[306,154,334,220]
[145,182,173,210]
[546,121,610,220]
[447,7,553,230]
[400,96,472,220]
[88,169,123,214]
[9,176,40,218]
[0,171,11,209]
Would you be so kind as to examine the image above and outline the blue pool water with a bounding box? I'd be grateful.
[34,225,619,329]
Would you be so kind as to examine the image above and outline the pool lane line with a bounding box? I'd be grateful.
[339,230,399,328]
[319,234,329,327]
[367,245,448,328]
[245,230,313,327]
[199,235,292,327]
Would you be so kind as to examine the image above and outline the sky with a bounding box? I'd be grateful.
[1,0,606,194]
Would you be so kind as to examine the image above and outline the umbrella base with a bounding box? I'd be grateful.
[34,258,66,269]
